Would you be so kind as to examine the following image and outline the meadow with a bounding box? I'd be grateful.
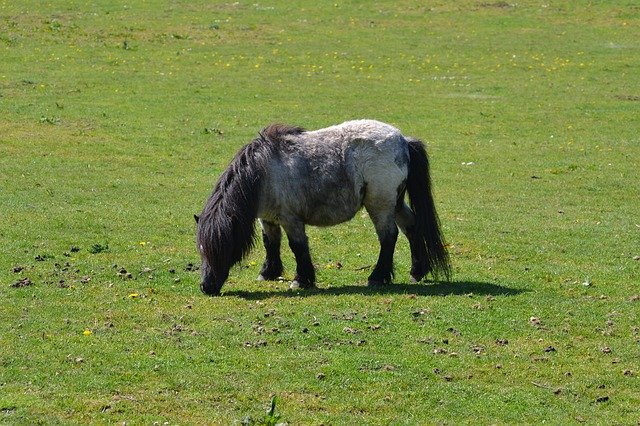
[1,0,639,424]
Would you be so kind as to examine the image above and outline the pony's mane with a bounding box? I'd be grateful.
[258,123,305,144]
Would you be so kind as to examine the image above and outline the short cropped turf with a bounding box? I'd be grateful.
[1,1,638,424]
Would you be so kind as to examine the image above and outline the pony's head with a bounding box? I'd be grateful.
[195,136,274,296]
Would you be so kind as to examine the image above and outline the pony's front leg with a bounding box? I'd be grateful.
[367,212,399,287]
[283,221,316,290]
[257,219,283,281]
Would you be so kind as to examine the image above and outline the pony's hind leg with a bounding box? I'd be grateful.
[366,209,399,287]
[282,220,316,290]
[396,203,430,282]
[258,219,283,281]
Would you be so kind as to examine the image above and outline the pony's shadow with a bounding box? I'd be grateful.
[224,280,525,300]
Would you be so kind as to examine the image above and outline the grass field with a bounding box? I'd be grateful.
[1,0,639,424]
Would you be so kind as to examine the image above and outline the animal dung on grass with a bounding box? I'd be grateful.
[10,278,33,288]
[195,120,451,295]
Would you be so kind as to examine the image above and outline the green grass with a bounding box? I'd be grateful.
[1,0,639,424]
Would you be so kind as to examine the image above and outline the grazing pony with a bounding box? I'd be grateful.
[196,120,450,295]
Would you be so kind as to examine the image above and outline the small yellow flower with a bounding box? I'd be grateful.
[83,329,93,336]
[128,293,140,299]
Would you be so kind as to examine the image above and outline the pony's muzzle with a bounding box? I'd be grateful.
[200,270,223,296]
[198,261,226,296]
[200,280,221,296]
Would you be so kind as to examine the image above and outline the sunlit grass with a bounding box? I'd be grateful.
[1,0,639,424]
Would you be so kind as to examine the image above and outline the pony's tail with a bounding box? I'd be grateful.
[406,138,451,281]
[196,143,267,295]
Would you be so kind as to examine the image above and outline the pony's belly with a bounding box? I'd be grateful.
[298,183,363,226]
[259,197,361,227]
[304,204,359,227]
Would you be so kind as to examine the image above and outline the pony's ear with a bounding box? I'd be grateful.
[194,214,199,224]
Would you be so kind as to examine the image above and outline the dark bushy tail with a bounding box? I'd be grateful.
[406,138,451,281]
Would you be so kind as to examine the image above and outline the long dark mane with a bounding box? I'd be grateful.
[196,124,304,294]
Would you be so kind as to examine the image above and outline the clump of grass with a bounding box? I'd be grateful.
[39,116,60,125]
[88,243,109,254]
[241,396,284,426]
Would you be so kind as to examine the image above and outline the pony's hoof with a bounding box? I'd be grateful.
[289,280,315,290]
[256,274,266,281]
[367,279,388,288]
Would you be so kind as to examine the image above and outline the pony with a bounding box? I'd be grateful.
[196,119,450,295]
